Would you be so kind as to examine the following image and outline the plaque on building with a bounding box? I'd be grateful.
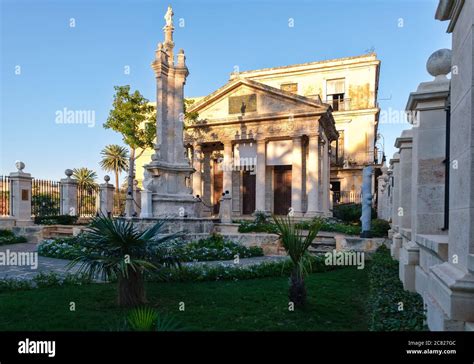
[229,94,256,114]
[21,189,29,201]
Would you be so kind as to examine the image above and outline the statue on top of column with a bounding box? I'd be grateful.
[164,5,173,27]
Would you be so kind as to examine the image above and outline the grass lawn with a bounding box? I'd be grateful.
[0,266,368,331]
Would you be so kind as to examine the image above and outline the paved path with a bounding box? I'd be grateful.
[0,243,76,280]
[0,243,287,280]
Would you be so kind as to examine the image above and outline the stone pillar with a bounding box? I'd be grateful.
[360,166,373,237]
[429,1,474,331]
[192,144,203,198]
[395,130,414,230]
[99,176,115,217]
[291,136,303,216]
[223,142,233,195]
[322,136,330,215]
[219,191,232,224]
[60,169,78,216]
[306,134,320,216]
[9,162,33,225]
[390,153,401,230]
[377,164,388,220]
[400,50,449,295]
[255,139,266,213]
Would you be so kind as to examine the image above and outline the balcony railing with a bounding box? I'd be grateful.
[332,191,361,205]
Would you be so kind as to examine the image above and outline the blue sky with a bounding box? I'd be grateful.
[1,0,451,181]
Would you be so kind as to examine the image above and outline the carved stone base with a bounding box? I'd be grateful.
[399,241,419,292]
[427,262,474,331]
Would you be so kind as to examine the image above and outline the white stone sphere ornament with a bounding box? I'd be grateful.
[65,169,73,178]
[426,49,452,80]
[104,175,111,184]
[15,161,25,172]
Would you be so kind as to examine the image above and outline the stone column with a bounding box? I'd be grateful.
[219,191,232,224]
[255,139,266,213]
[389,154,402,260]
[291,136,303,216]
[223,142,233,195]
[395,129,413,231]
[377,164,388,220]
[60,169,78,216]
[192,144,203,198]
[400,51,449,295]
[429,2,474,331]
[99,176,115,217]
[306,134,320,216]
[9,162,33,226]
[322,136,330,215]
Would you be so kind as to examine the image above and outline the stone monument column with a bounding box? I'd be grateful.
[222,141,233,195]
[9,161,33,226]
[60,169,78,216]
[192,144,203,198]
[142,6,197,218]
[401,49,449,293]
[429,1,474,330]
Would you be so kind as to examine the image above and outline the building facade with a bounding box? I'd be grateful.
[180,54,381,217]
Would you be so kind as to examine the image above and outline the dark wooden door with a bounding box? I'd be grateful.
[242,170,256,215]
[213,162,223,215]
[274,166,292,215]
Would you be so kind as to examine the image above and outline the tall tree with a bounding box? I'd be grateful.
[72,167,97,189]
[100,144,129,212]
[104,86,155,217]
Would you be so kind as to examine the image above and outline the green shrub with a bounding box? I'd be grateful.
[177,234,264,262]
[0,229,27,245]
[150,254,336,283]
[371,219,391,237]
[333,203,376,224]
[0,272,92,292]
[368,245,425,331]
[34,215,78,225]
[38,236,88,259]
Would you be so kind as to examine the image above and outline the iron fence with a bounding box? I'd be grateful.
[77,185,100,217]
[0,176,11,216]
[31,179,61,217]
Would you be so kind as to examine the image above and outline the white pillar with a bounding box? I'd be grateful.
[306,134,319,216]
[255,139,266,212]
[291,136,303,216]
[223,142,233,195]
[322,136,330,214]
[9,162,33,225]
[99,177,115,217]
[60,169,78,216]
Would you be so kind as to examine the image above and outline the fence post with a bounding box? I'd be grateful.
[99,176,115,217]
[60,169,78,216]
[9,161,33,225]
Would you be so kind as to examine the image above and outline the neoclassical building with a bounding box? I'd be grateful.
[179,55,381,217]
[184,77,338,217]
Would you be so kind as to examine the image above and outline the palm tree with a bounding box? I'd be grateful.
[72,167,97,190]
[273,216,323,308]
[99,145,129,212]
[67,215,182,307]
[73,167,98,216]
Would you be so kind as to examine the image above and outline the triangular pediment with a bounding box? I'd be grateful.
[188,78,329,121]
